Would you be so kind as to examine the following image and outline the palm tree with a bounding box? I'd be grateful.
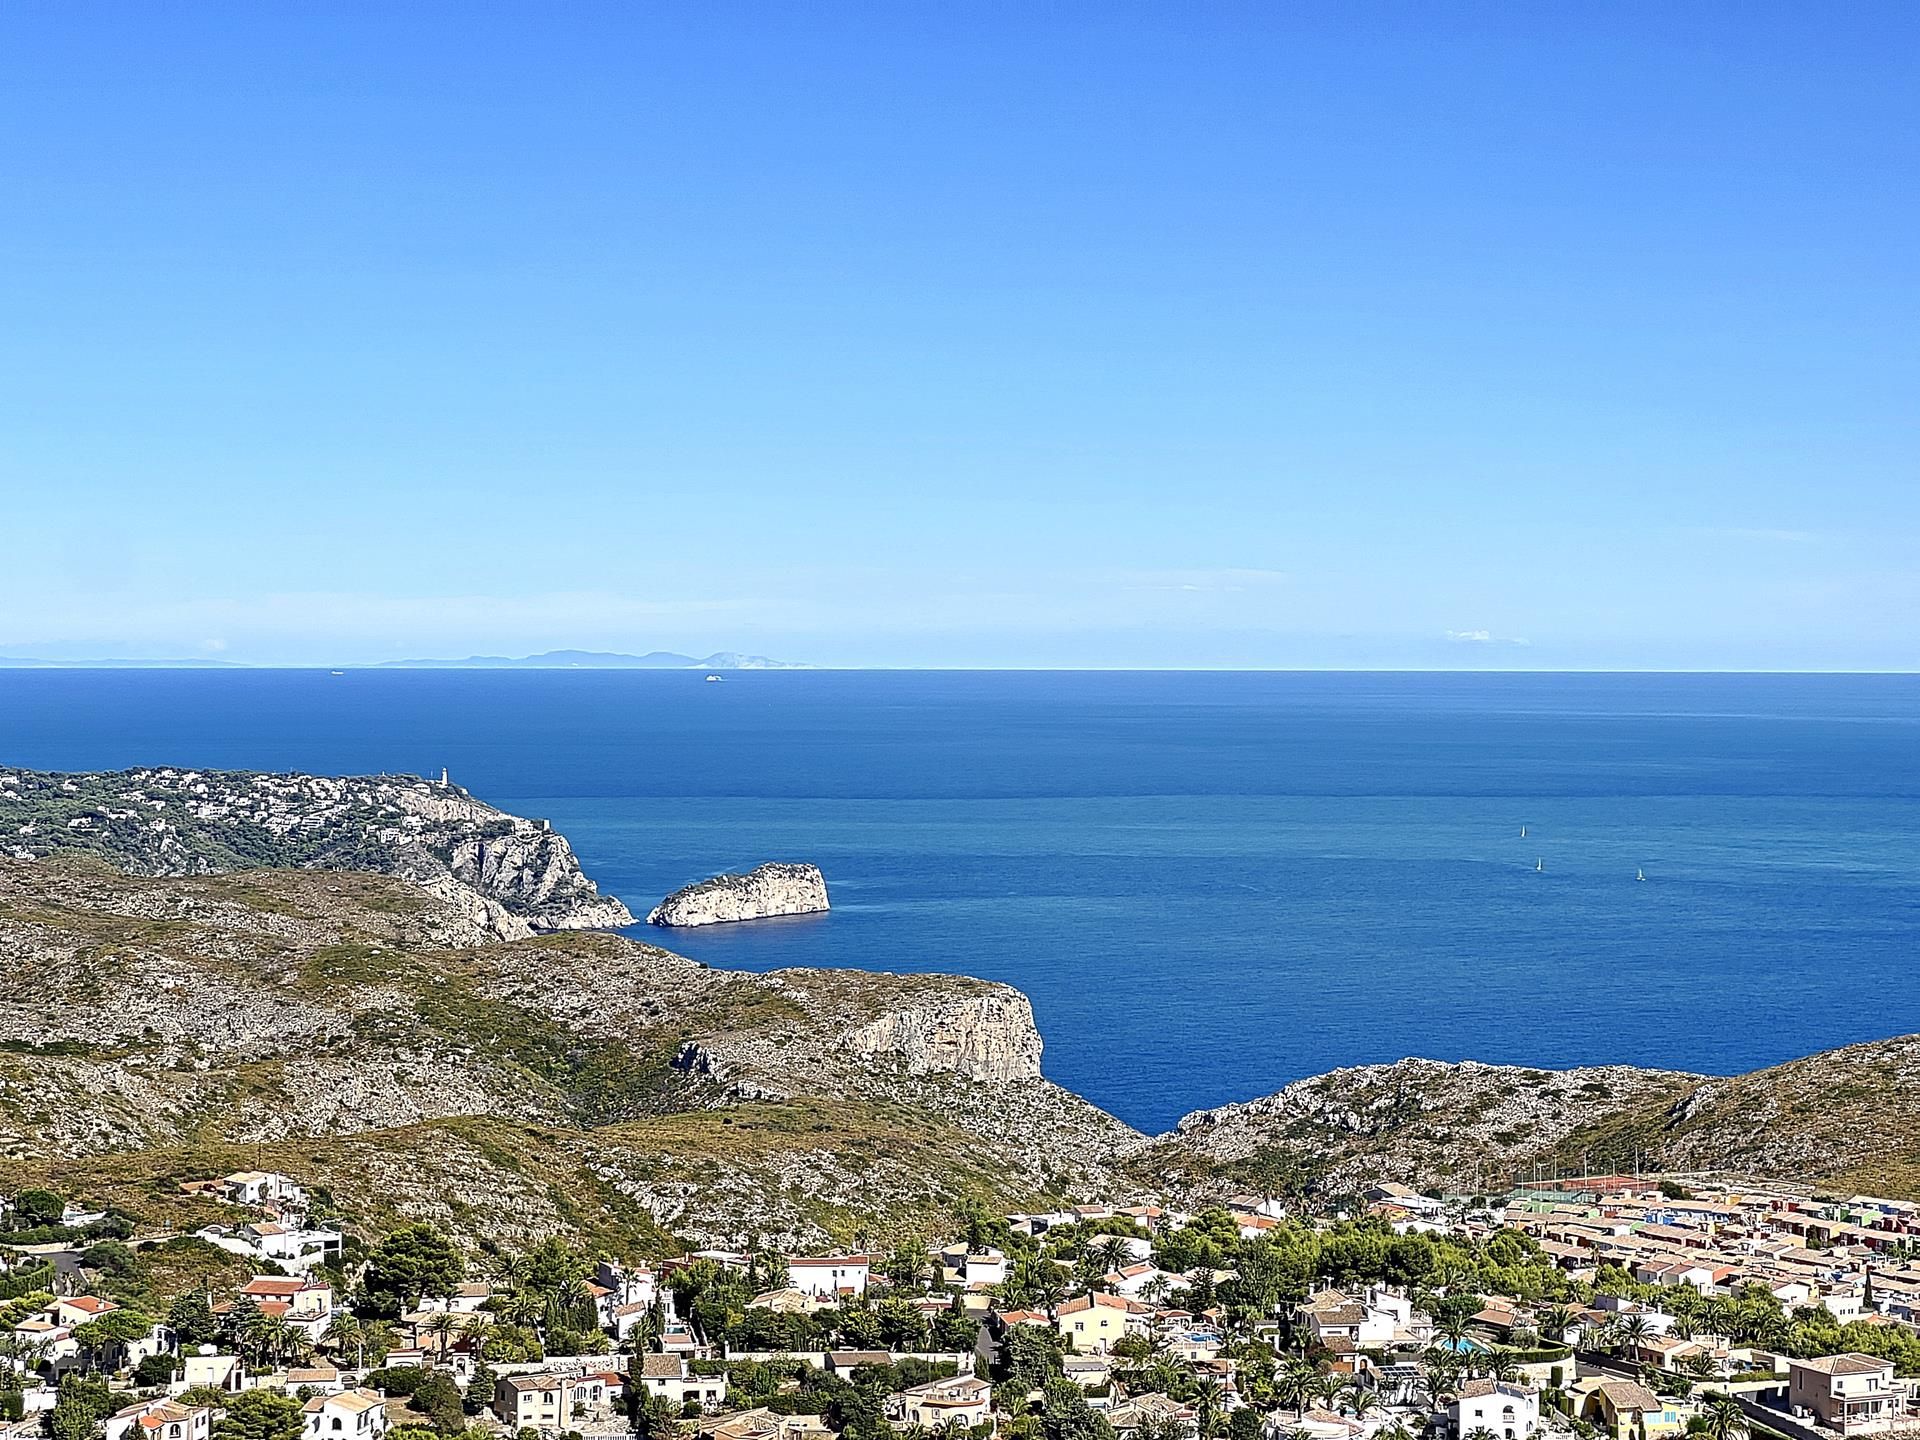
[16,1338,52,1381]
[1313,1372,1345,1410]
[1274,1359,1318,1417]
[1341,1387,1379,1421]
[493,1253,532,1293]
[1192,1378,1225,1439]
[1615,1314,1652,1357]
[1699,1300,1732,1343]
[1539,1305,1572,1342]
[1422,1349,1464,1397]
[1074,1249,1109,1294]
[500,1289,544,1331]
[1408,1376,1443,1417]
[1702,1394,1748,1440]
[1437,1312,1473,1351]
[426,1311,461,1361]
[463,1320,496,1363]
[325,1314,363,1367]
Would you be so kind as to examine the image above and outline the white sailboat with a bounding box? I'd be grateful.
[1520,826,1527,838]
[1636,868,1646,882]
[1535,858,1543,873]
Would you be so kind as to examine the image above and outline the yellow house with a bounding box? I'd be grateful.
[1053,1292,1139,1354]
[1577,1380,1684,1440]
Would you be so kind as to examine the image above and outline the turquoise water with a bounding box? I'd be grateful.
[2,669,1916,1133]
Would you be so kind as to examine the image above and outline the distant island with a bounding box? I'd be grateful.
[0,649,803,669]
[375,649,804,670]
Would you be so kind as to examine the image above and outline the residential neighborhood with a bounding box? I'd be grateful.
[7,1171,1920,1440]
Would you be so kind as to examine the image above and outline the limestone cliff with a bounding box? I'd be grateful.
[0,764,633,935]
[648,862,829,927]
[841,985,1044,1083]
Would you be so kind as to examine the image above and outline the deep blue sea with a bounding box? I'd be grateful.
[2,669,1916,1133]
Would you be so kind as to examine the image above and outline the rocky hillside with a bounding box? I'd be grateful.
[1627,1035,1920,1197]
[0,765,631,934]
[0,855,1141,1250]
[1142,1058,1698,1197]
[1140,1040,1920,1202]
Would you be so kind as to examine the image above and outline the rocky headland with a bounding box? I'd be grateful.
[0,764,632,936]
[0,850,1137,1249]
[648,861,830,927]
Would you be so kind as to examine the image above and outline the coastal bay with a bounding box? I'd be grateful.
[1,667,1915,1134]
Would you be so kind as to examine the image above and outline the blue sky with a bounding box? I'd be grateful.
[2,2,1915,668]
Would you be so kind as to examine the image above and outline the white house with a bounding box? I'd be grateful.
[54,1297,120,1328]
[784,1255,870,1298]
[494,1374,612,1430]
[594,1261,659,1311]
[1104,1264,1185,1301]
[1823,1291,1867,1323]
[207,1172,307,1209]
[171,1353,244,1396]
[301,1390,388,1440]
[1367,1182,1446,1217]
[633,1357,725,1412]
[195,1221,342,1272]
[938,1245,1010,1289]
[1297,1290,1397,1349]
[608,1302,659,1343]
[417,1283,493,1316]
[1446,1380,1540,1440]
[104,1400,211,1440]
[885,1376,994,1431]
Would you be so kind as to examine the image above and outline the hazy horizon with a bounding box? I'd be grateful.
[2,648,1915,676]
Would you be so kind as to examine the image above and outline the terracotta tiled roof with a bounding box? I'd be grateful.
[1592,1381,1662,1412]
[1794,1353,1892,1376]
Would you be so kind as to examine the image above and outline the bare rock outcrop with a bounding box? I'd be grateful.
[647,862,829,927]
[842,986,1045,1083]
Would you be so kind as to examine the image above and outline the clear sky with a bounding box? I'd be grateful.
[2,2,1915,668]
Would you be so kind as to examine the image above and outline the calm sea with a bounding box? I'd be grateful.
[3,669,1916,1133]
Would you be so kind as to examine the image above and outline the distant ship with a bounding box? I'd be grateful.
[1520,826,1527,838]
[1637,868,1646,882]
[704,674,723,683]
[1535,858,1544,872]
